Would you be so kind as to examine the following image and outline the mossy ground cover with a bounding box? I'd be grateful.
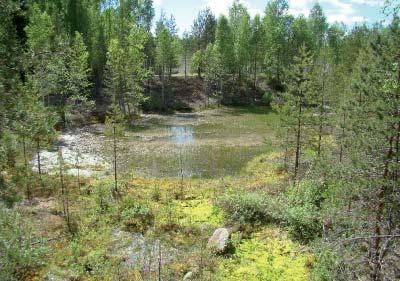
[217,228,311,281]
[17,107,311,280]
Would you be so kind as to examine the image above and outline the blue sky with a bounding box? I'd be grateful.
[153,0,386,35]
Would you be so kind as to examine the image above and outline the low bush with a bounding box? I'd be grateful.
[119,195,154,233]
[284,180,324,242]
[310,244,338,281]
[216,190,278,227]
[0,205,46,281]
[261,91,273,106]
[94,183,114,213]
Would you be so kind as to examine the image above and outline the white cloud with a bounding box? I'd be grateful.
[200,0,262,17]
[287,0,373,25]
[154,0,162,8]
[288,0,313,17]
[324,0,371,24]
[349,0,382,6]
[197,0,378,25]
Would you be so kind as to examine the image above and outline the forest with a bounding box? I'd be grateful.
[0,0,400,280]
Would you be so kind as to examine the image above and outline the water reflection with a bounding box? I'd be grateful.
[170,126,194,144]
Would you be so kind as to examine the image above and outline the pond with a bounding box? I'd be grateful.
[32,107,277,179]
[170,125,194,144]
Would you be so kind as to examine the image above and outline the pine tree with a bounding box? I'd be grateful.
[104,104,125,197]
[276,44,314,181]
[191,8,216,50]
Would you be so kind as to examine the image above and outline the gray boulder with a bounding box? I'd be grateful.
[207,228,233,255]
[183,271,193,280]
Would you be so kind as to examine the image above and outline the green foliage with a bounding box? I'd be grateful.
[234,12,251,79]
[191,49,204,76]
[215,15,235,74]
[105,25,149,117]
[0,172,19,207]
[191,8,217,50]
[261,91,273,106]
[216,190,275,227]
[284,180,323,242]
[119,195,154,232]
[25,4,53,56]
[263,0,291,82]
[94,183,114,213]
[0,205,46,281]
[310,244,338,281]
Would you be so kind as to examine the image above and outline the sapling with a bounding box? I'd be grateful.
[105,104,125,197]
[58,148,71,232]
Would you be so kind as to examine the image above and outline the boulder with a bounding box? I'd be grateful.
[183,271,193,280]
[207,228,233,255]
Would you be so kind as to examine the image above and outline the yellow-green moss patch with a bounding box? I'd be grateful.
[217,228,311,281]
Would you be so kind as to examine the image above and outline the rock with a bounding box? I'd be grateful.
[183,271,193,280]
[207,228,233,255]
[110,229,179,273]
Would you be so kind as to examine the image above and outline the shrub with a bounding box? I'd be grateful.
[0,205,46,280]
[216,190,276,227]
[310,243,338,281]
[0,176,19,207]
[120,196,154,233]
[261,91,273,106]
[94,183,114,213]
[284,180,323,242]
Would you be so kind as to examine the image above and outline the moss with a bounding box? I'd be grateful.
[177,199,223,227]
[217,228,311,281]
[244,152,287,186]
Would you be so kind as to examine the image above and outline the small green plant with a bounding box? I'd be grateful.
[284,180,323,242]
[0,205,46,280]
[119,195,154,233]
[94,183,114,213]
[310,243,338,281]
[216,190,275,227]
[151,185,162,201]
[261,91,273,106]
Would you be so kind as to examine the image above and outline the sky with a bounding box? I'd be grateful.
[153,0,386,35]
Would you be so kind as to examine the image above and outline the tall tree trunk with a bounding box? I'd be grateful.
[339,112,347,163]
[113,123,118,195]
[59,149,71,232]
[161,67,165,108]
[317,64,326,156]
[76,152,81,190]
[371,135,394,281]
[284,129,289,170]
[158,242,162,281]
[253,58,257,89]
[317,95,325,156]
[184,50,187,81]
[23,136,30,199]
[294,98,302,182]
[36,138,42,180]
[396,120,400,180]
